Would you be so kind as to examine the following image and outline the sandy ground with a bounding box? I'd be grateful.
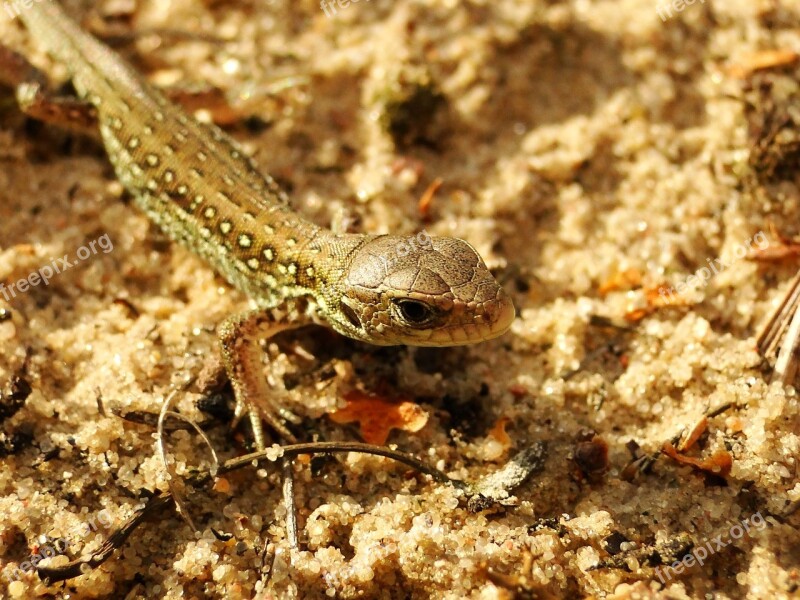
[1,0,799,598]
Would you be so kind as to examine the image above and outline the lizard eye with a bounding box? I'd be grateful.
[393,299,435,326]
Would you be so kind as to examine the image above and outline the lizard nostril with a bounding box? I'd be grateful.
[340,302,362,329]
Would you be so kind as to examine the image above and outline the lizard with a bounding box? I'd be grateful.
[0,1,516,449]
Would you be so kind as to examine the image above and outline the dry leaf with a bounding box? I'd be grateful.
[573,435,609,482]
[624,283,694,322]
[488,417,512,449]
[747,226,800,263]
[645,284,692,308]
[623,308,652,323]
[213,477,231,494]
[329,390,429,444]
[508,384,528,398]
[679,417,708,452]
[598,268,642,297]
[662,442,732,477]
[728,49,800,79]
[418,177,443,219]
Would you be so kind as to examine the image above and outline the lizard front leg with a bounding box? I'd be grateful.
[218,307,314,449]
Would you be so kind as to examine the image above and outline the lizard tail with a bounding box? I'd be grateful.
[19,1,160,110]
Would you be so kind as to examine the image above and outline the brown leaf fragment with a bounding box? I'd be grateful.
[748,244,800,262]
[508,384,529,398]
[418,177,443,219]
[679,417,708,452]
[572,435,609,482]
[623,308,653,323]
[213,477,231,495]
[624,283,694,322]
[488,417,512,449]
[662,442,732,477]
[598,268,642,297]
[329,390,429,445]
[747,225,800,263]
[645,284,687,307]
[728,49,800,79]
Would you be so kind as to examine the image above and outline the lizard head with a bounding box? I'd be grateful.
[331,233,515,346]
